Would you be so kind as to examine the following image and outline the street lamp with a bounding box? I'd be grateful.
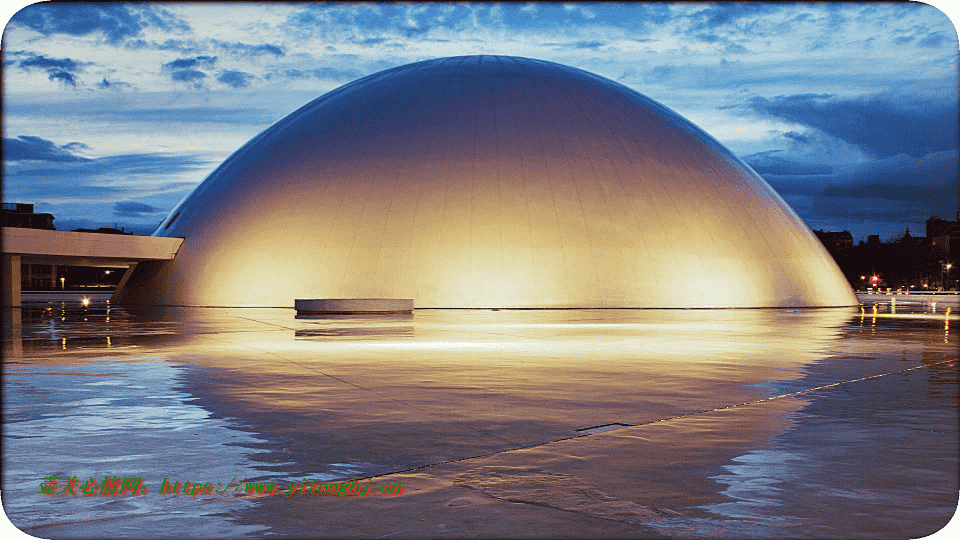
[59,277,65,289]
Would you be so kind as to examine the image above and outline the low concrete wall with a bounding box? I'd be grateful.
[295,298,414,315]
[857,292,960,308]
[22,292,114,303]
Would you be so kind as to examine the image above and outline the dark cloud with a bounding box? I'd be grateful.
[918,31,951,48]
[571,40,605,50]
[782,131,813,145]
[138,6,192,34]
[210,40,284,57]
[163,56,218,71]
[403,26,428,38]
[18,54,82,72]
[351,37,390,46]
[171,70,207,83]
[2,136,91,162]
[114,201,161,216]
[52,216,162,236]
[96,77,133,90]
[687,3,783,32]
[764,151,956,201]
[744,93,958,158]
[742,151,833,176]
[10,4,189,44]
[4,150,211,204]
[62,142,91,153]
[13,52,88,87]
[268,67,363,82]
[724,43,750,54]
[162,56,218,87]
[125,38,201,53]
[125,39,285,59]
[543,40,607,51]
[507,3,674,31]
[5,102,277,126]
[9,153,210,179]
[755,150,958,237]
[48,71,78,87]
[217,71,255,89]
[284,4,673,43]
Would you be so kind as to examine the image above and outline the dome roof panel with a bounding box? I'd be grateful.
[116,55,856,308]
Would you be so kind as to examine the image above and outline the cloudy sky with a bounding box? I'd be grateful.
[2,2,958,240]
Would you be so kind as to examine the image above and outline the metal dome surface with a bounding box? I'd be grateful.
[116,55,857,308]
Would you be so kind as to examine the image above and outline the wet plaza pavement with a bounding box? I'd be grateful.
[2,296,958,538]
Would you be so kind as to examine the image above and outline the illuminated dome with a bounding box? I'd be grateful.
[116,55,857,308]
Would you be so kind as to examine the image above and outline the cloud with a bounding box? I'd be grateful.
[49,71,78,87]
[9,153,210,180]
[126,38,285,59]
[161,56,219,87]
[114,201,162,216]
[2,136,91,162]
[5,102,278,126]
[686,3,784,32]
[4,150,211,204]
[9,3,190,44]
[171,70,207,82]
[125,38,202,53]
[17,54,83,72]
[570,40,605,50]
[210,40,285,58]
[743,151,833,176]
[350,37,390,46]
[740,129,869,176]
[756,150,958,235]
[266,67,363,82]
[96,77,133,90]
[62,142,91,153]
[162,56,218,71]
[281,3,674,45]
[918,31,951,48]
[12,52,88,87]
[743,93,958,158]
[217,70,255,89]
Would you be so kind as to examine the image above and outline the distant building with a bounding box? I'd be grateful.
[1,203,54,230]
[927,215,959,262]
[827,222,955,291]
[814,230,853,252]
[72,227,132,235]
[1,203,58,289]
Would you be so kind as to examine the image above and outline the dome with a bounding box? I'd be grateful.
[116,55,857,308]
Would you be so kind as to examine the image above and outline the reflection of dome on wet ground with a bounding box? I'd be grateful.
[116,55,856,308]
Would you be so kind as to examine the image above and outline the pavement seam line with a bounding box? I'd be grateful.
[192,328,953,482]
[357,358,956,480]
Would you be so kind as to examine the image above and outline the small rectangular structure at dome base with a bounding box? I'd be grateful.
[295,298,414,316]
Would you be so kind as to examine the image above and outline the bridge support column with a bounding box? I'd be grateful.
[111,262,138,302]
[2,254,21,307]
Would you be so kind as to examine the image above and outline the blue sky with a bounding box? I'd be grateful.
[2,2,958,240]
